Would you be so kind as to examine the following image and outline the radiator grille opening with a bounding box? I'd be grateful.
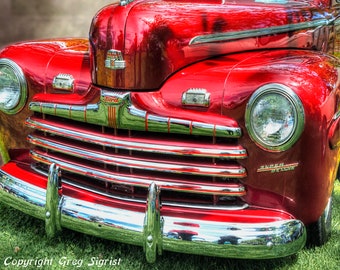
[27,113,248,209]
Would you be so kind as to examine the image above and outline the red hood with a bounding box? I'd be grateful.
[90,0,334,90]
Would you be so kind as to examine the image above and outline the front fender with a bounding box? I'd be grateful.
[223,49,340,224]
[0,39,92,164]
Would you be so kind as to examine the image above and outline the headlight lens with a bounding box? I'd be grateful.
[0,58,27,114]
[245,83,304,152]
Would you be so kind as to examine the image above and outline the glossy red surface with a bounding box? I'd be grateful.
[0,39,91,96]
[0,39,93,152]
[1,44,340,224]
[0,0,339,234]
[90,0,336,89]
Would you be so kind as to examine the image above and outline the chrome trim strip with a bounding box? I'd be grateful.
[28,135,246,178]
[189,18,331,45]
[26,117,247,159]
[29,102,99,113]
[29,91,242,138]
[127,103,242,137]
[162,201,248,210]
[32,166,248,211]
[0,168,307,262]
[30,150,246,196]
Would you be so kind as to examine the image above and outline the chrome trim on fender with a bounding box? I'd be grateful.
[0,166,307,262]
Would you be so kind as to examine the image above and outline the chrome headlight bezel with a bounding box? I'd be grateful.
[245,83,305,152]
[0,58,27,114]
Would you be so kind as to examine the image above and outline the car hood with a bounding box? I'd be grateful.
[90,0,335,90]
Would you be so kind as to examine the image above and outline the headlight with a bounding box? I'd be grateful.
[0,58,27,114]
[245,83,304,152]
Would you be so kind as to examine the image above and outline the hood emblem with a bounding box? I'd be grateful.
[52,73,74,91]
[182,88,210,107]
[105,49,126,70]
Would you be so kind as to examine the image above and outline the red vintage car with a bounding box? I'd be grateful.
[0,0,339,263]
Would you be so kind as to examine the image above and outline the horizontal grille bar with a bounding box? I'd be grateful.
[30,150,246,196]
[28,134,246,178]
[26,117,247,159]
[28,165,248,211]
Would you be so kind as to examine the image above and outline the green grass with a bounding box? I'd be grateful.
[0,181,339,270]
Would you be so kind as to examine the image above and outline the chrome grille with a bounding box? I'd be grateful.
[26,112,248,209]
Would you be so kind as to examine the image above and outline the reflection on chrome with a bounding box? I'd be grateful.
[0,164,306,263]
[29,91,242,138]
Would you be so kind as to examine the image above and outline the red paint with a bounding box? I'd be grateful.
[0,0,339,246]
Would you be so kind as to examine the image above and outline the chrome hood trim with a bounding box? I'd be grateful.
[190,18,332,45]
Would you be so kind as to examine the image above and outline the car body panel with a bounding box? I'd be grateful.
[0,0,339,263]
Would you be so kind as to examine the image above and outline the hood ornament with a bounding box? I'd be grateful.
[105,49,126,70]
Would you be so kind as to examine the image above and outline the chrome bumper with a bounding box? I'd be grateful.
[0,163,306,262]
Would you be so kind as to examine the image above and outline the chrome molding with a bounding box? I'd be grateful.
[29,91,242,138]
[28,135,246,178]
[0,167,307,262]
[30,149,246,196]
[32,166,249,211]
[189,18,332,45]
[26,117,247,159]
